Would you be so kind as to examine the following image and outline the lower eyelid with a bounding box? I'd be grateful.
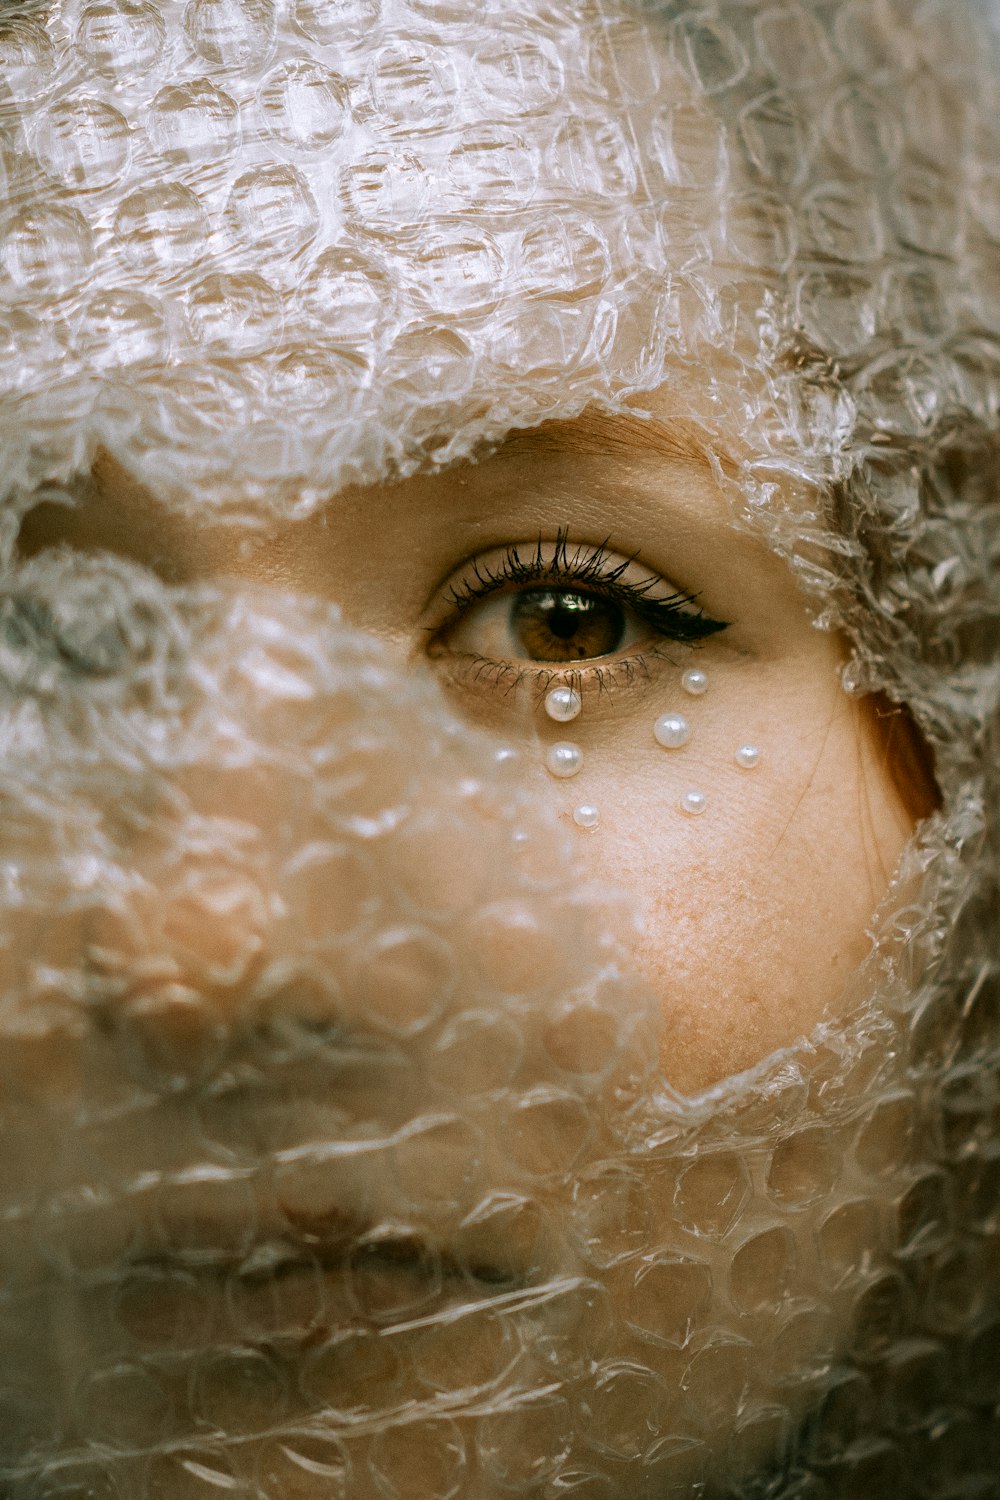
[432,639,684,707]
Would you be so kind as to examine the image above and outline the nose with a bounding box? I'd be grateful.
[81,747,395,1060]
[14,589,625,1118]
[69,592,500,1073]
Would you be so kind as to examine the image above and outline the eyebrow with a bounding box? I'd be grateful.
[493,408,737,475]
[19,408,731,570]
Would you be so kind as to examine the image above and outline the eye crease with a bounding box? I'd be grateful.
[426,531,729,695]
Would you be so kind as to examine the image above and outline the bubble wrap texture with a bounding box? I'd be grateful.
[0,0,999,1498]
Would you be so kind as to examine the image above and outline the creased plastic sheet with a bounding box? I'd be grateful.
[0,1,998,1497]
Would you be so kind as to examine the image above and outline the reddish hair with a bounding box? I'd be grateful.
[860,690,942,824]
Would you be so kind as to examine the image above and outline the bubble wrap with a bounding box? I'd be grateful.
[1,1,999,1497]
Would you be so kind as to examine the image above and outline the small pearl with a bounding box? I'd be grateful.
[680,788,707,816]
[735,744,761,769]
[544,685,582,723]
[681,667,708,696]
[573,803,600,831]
[545,741,583,779]
[654,712,690,749]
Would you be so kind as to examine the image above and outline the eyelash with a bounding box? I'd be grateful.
[430,529,729,699]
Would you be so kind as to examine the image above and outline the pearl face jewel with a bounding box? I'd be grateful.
[573,803,600,830]
[680,789,707,816]
[545,685,583,723]
[546,741,584,779]
[681,667,708,696]
[654,712,690,749]
[735,744,762,769]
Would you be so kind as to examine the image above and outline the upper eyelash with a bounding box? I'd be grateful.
[442,527,730,647]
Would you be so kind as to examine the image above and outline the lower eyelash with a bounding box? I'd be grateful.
[437,640,683,705]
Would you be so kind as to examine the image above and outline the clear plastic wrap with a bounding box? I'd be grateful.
[0,1,998,1497]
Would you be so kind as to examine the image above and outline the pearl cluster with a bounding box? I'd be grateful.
[677,668,709,814]
[543,666,762,828]
[542,684,595,828]
[651,668,762,815]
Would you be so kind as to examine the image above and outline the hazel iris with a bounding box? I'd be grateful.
[511,589,624,662]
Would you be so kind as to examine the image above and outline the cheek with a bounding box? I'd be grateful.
[640,856,872,1094]
[578,702,914,1095]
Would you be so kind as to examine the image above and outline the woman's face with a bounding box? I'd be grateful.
[18,392,915,1096]
[1,1,934,1495]
[7,387,921,1498]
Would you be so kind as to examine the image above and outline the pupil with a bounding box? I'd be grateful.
[548,597,587,641]
[510,589,625,662]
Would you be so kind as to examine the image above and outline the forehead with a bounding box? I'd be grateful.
[0,0,750,514]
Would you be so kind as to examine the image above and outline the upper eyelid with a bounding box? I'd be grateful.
[426,535,682,620]
[430,540,725,626]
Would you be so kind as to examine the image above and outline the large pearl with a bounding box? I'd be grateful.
[545,685,583,723]
[681,667,708,696]
[546,741,583,778]
[735,743,761,769]
[654,712,690,749]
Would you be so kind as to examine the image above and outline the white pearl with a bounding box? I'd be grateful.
[680,788,707,816]
[681,667,708,696]
[653,712,690,749]
[735,744,761,769]
[544,685,582,723]
[573,803,600,830]
[545,741,583,779]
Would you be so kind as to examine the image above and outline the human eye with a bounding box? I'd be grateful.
[425,530,729,702]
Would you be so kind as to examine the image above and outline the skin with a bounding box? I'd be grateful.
[16,389,915,1096]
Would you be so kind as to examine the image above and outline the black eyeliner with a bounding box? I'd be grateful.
[444,528,730,647]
